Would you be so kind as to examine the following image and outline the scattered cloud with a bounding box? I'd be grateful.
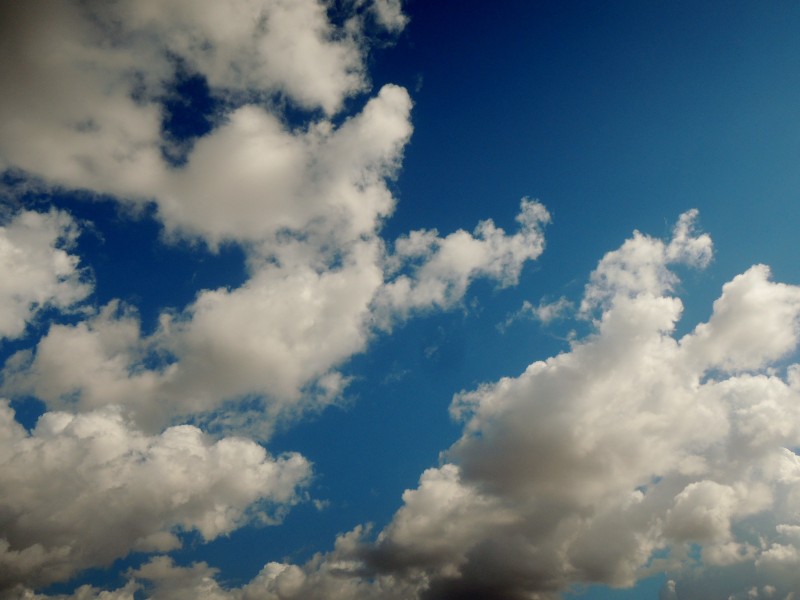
[2,2,798,599]
[0,0,375,203]
[498,296,572,332]
[1,1,547,441]
[90,212,800,600]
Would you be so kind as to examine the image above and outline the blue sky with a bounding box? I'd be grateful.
[2,1,800,599]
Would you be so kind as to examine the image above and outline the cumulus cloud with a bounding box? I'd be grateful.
[580,208,712,314]
[156,82,413,247]
[15,3,792,599]
[0,1,417,299]
[3,197,549,436]
[0,0,549,440]
[378,213,800,598]
[0,209,90,340]
[374,199,551,326]
[120,211,800,600]
[0,1,413,247]
[0,0,392,201]
[0,401,310,593]
[0,1,436,439]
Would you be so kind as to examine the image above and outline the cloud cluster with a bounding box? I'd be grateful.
[0,210,90,340]
[0,2,560,595]
[84,212,800,600]
[0,0,413,248]
[3,197,547,436]
[6,2,799,599]
[367,213,800,599]
[0,400,310,593]
[364,213,800,599]
[0,0,381,199]
[1,0,548,440]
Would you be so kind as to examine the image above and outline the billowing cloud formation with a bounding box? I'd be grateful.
[0,401,310,593]
[3,197,547,436]
[367,213,800,599]
[0,0,412,248]
[9,2,797,599]
[0,4,557,593]
[0,210,90,340]
[79,212,800,600]
[0,0,381,201]
[0,0,547,438]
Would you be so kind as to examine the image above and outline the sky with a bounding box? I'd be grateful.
[1,1,800,599]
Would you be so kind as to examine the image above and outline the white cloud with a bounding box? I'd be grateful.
[165,211,800,600]
[0,401,310,592]
[0,0,391,201]
[681,265,800,373]
[580,208,712,314]
[0,210,90,340]
[498,296,572,331]
[2,302,166,430]
[374,199,551,326]
[367,0,409,32]
[0,0,546,443]
[3,197,550,437]
[158,83,413,247]
[0,1,425,440]
[2,243,382,435]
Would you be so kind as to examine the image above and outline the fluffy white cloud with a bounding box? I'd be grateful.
[1,0,549,441]
[4,197,550,436]
[0,0,412,247]
[0,0,399,202]
[176,211,800,600]
[374,199,550,325]
[372,213,800,598]
[580,208,712,314]
[19,211,800,600]
[1,1,428,440]
[0,210,90,340]
[0,401,310,592]
[158,83,413,246]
